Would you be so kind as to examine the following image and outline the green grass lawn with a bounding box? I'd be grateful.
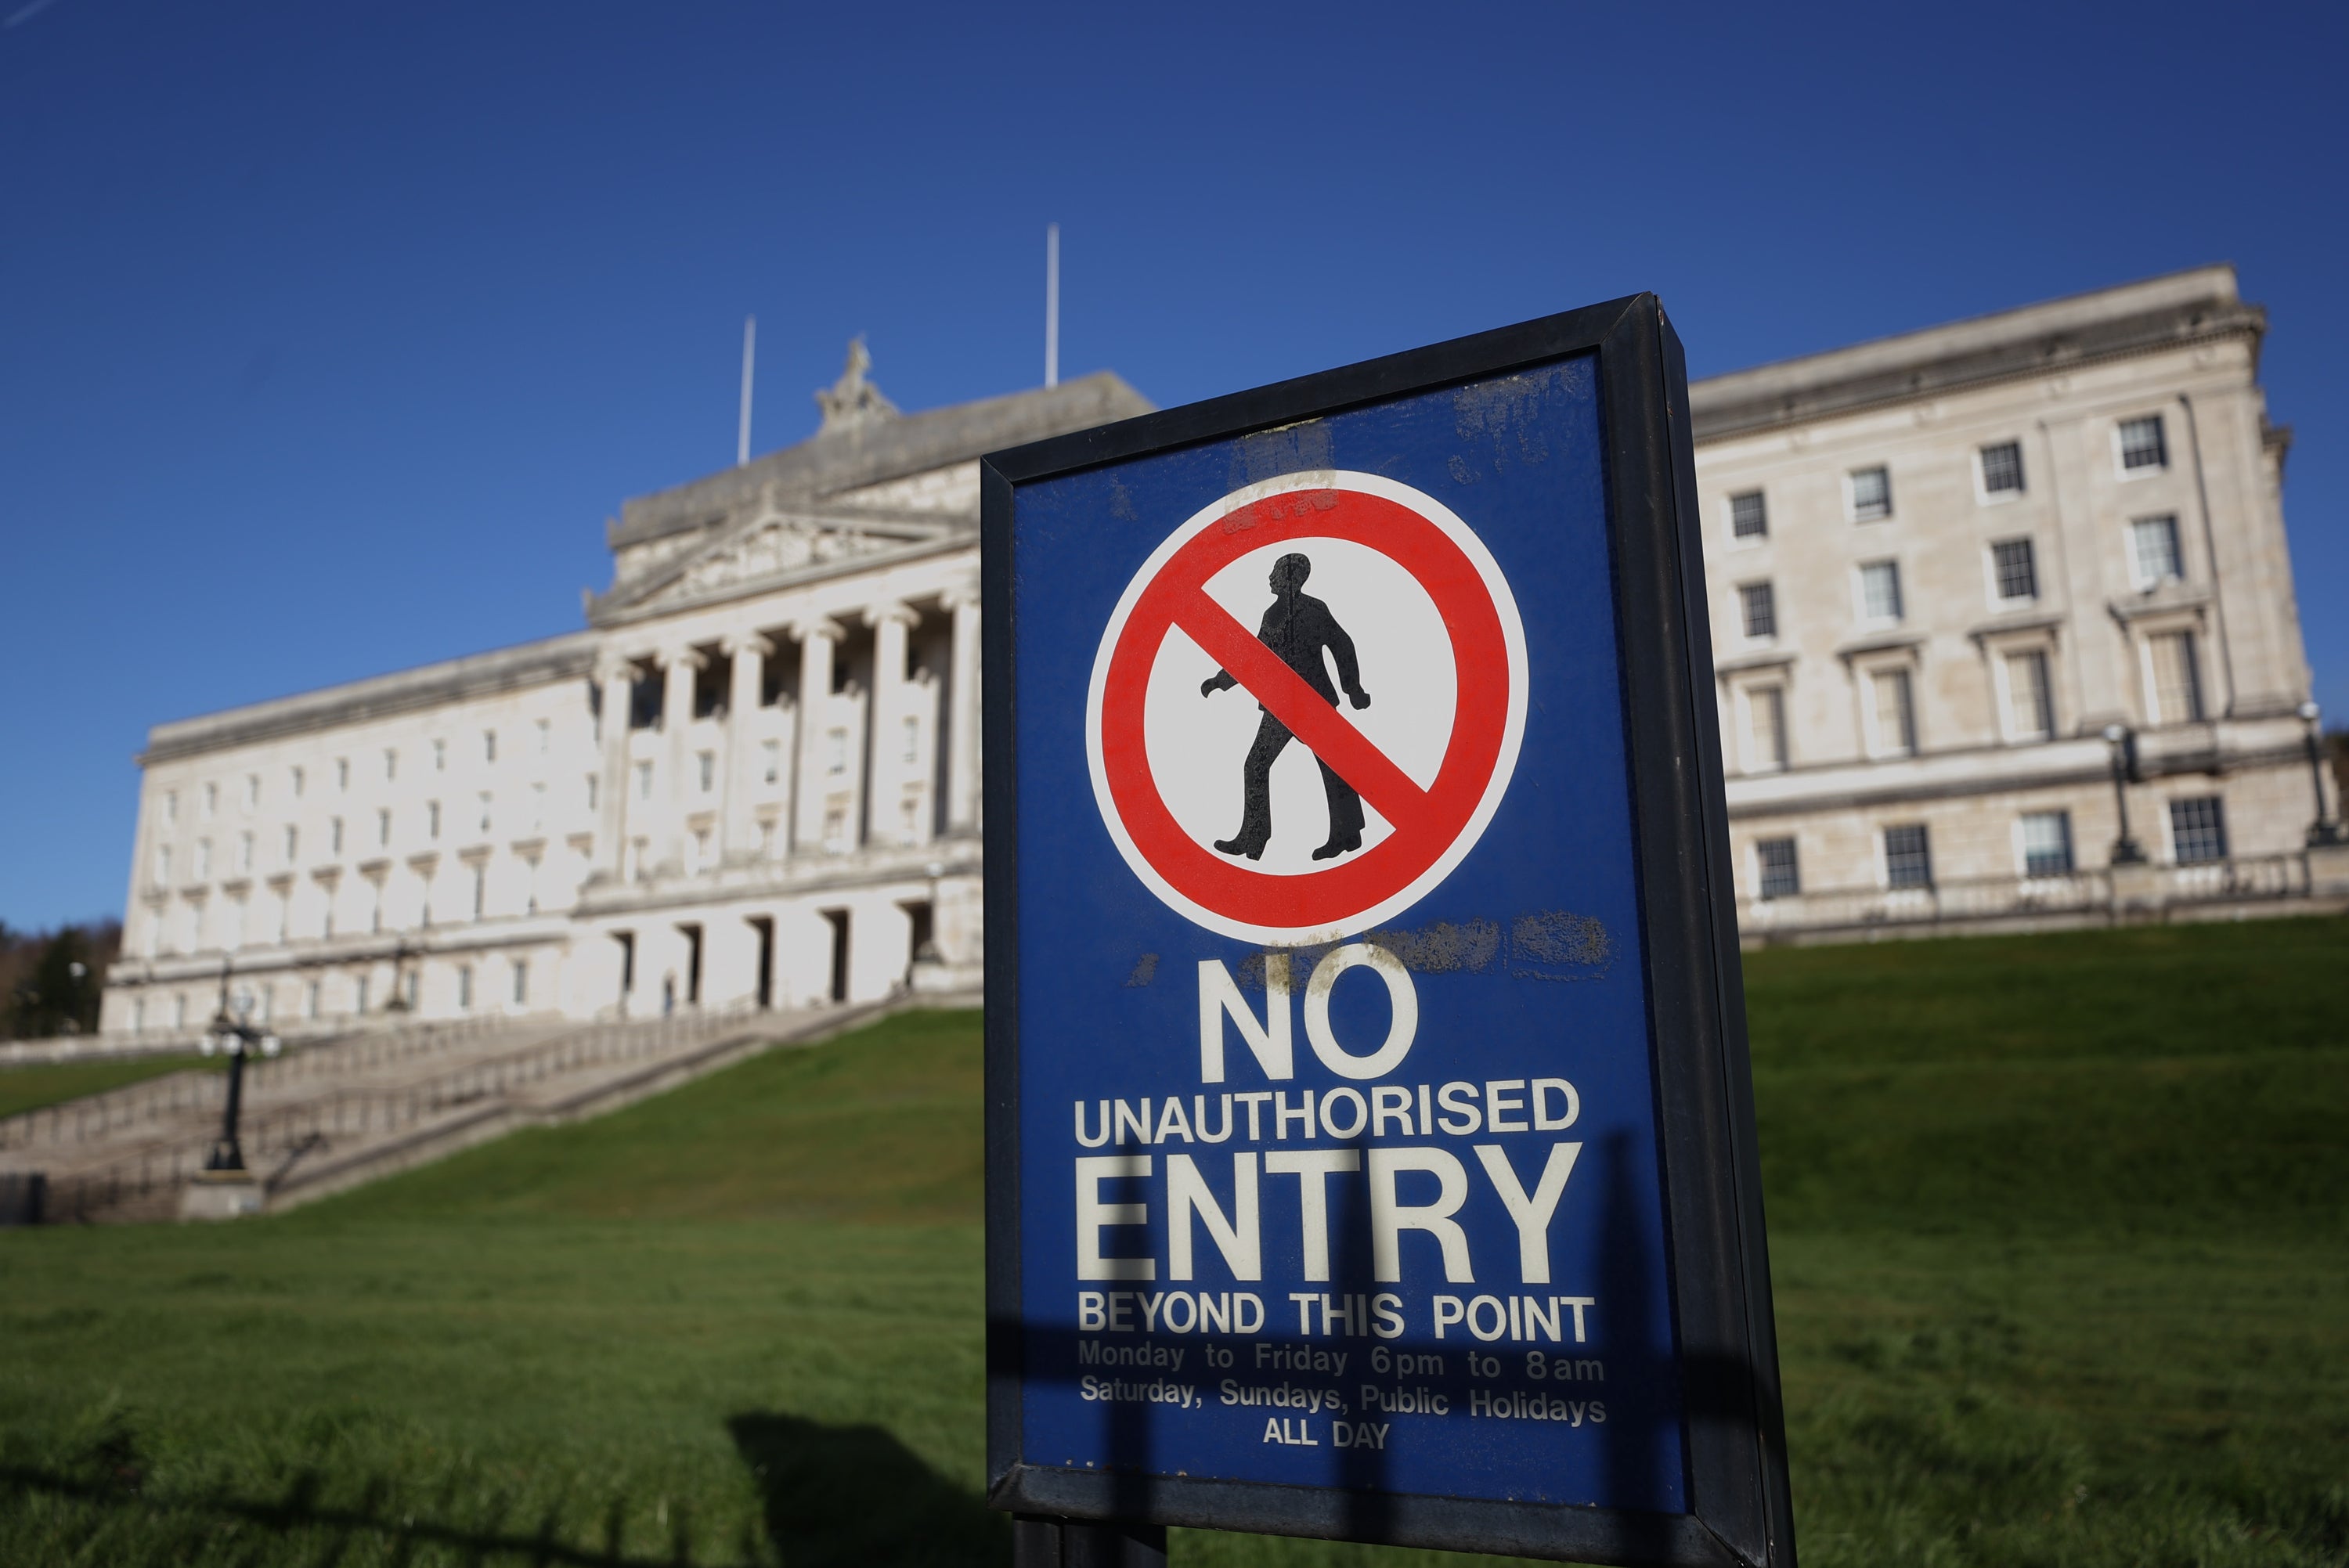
[2,918,2344,1566]
[0,1052,210,1122]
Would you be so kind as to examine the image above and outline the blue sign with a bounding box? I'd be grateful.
[985,299,1792,1566]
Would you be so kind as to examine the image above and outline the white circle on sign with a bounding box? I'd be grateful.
[1142,537,1457,876]
[1085,469,1529,946]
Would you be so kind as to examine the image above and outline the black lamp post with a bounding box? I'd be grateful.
[200,975,280,1173]
[2102,723,2147,865]
[2302,701,2346,846]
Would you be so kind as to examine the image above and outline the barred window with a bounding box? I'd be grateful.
[2120,415,2167,471]
[1746,686,1788,772]
[1860,560,1903,622]
[1991,539,2038,601]
[1871,668,1918,755]
[1850,466,1893,521]
[1739,581,1777,640]
[1730,491,1768,539]
[2021,810,2073,876]
[2130,515,2183,586]
[2150,631,2204,723]
[2169,796,2227,864]
[1979,441,2025,496]
[1756,838,1800,899]
[2004,650,2055,740]
[1883,824,1933,889]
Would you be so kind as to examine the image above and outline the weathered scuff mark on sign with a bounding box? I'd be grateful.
[1209,913,1607,989]
[1510,910,1612,982]
[1447,365,1583,485]
[1230,420,1335,490]
[1124,953,1160,987]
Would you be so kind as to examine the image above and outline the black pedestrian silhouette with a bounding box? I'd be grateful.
[1200,551,1372,861]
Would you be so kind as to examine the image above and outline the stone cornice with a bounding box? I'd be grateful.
[1691,265,2260,445]
[139,632,598,767]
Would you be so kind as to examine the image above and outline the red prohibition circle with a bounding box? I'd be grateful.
[1097,486,1514,934]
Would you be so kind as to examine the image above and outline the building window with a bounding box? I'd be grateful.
[155,845,172,885]
[536,718,550,755]
[238,831,254,873]
[458,965,474,1011]
[1859,560,1903,623]
[196,839,211,879]
[2149,630,2204,723]
[827,729,849,776]
[433,739,447,772]
[1756,838,1799,899]
[478,792,493,834]
[524,855,541,914]
[1871,669,1917,756]
[2169,796,2228,864]
[698,751,716,792]
[330,816,345,855]
[164,790,179,824]
[1738,582,1777,640]
[2020,810,2073,877]
[1745,686,1788,773]
[2129,514,2184,588]
[377,809,392,848]
[384,748,398,781]
[2119,414,2168,472]
[427,801,442,840]
[2004,650,2055,741]
[1849,466,1893,521]
[586,774,599,812]
[244,774,260,809]
[471,863,487,919]
[761,740,781,785]
[635,761,654,801]
[204,782,218,818]
[1730,490,1768,539]
[483,729,498,763]
[290,766,305,798]
[355,975,370,1015]
[284,825,300,863]
[305,981,320,1020]
[530,781,546,831]
[512,959,530,1006]
[1990,539,2038,602]
[1883,824,1933,889]
[902,716,921,764]
[1979,441,2025,496]
[336,758,350,791]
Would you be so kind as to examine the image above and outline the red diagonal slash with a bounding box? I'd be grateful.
[1173,586,1433,833]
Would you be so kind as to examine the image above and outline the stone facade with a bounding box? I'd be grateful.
[99,269,2338,1036]
[1693,265,2336,935]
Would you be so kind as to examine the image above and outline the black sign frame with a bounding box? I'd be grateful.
[980,294,1795,1567]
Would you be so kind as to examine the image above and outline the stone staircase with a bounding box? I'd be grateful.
[0,1000,902,1223]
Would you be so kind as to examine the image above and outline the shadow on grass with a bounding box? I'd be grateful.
[0,1412,1005,1566]
[727,1412,1009,1567]
[0,1460,691,1566]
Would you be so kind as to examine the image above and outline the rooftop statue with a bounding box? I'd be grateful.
[814,336,900,433]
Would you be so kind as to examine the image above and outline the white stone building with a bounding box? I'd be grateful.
[100,268,2341,1037]
[1694,265,2338,936]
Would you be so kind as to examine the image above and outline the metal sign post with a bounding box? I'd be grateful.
[983,295,1794,1566]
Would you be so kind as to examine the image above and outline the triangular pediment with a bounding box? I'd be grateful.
[591,506,960,623]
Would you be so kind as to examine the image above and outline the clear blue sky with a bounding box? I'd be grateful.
[3,1,2343,928]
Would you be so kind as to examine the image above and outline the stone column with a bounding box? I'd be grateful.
[594,653,634,878]
[721,630,772,863]
[792,617,843,854]
[944,589,982,835]
[865,602,917,849]
[659,645,704,877]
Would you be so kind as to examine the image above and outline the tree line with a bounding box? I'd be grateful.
[0,921,118,1039]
